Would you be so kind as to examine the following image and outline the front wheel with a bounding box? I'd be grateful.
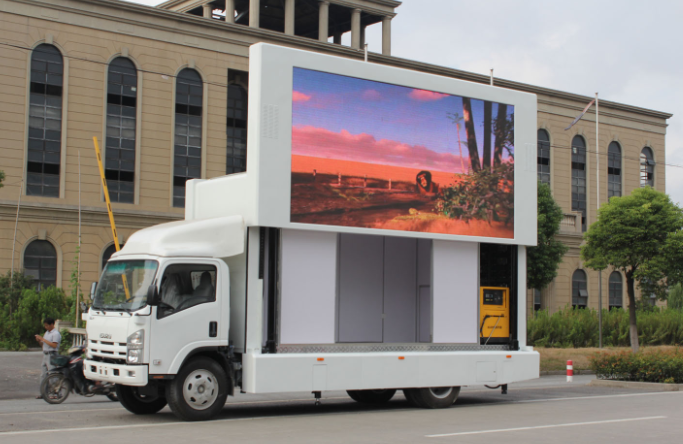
[116,385,167,414]
[347,389,397,404]
[167,357,229,421]
[403,386,460,409]
[41,373,72,404]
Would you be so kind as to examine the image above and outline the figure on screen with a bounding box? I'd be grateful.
[416,171,440,195]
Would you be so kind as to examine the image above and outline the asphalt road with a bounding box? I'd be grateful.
[0,352,43,400]
[0,373,681,444]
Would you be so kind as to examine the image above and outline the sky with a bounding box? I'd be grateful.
[292,67,513,174]
[127,0,683,204]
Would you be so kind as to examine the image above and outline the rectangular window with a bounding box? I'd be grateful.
[571,146,587,232]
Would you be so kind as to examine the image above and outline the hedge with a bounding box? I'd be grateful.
[590,349,683,383]
[528,307,683,348]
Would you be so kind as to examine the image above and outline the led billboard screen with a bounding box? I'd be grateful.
[290,68,515,238]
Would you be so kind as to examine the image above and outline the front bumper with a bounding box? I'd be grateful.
[84,360,148,386]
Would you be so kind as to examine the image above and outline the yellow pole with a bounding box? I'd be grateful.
[93,137,131,300]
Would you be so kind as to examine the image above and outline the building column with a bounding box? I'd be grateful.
[351,8,361,49]
[203,2,212,18]
[249,0,259,28]
[225,0,235,23]
[285,0,295,35]
[318,1,329,42]
[382,16,392,55]
[333,30,342,44]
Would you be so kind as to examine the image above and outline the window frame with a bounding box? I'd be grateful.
[608,271,623,310]
[572,269,588,309]
[226,83,248,175]
[571,135,587,232]
[607,141,622,199]
[537,129,551,186]
[156,262,218,319]
[105,57,138,204]
[26,43,64,198]
[640,147,655,188]
[23,239,58,291]
[173,68,204,208]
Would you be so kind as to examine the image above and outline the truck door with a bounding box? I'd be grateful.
[149,260,224,374]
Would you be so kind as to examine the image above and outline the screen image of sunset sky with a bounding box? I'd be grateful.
[290,67,515,238]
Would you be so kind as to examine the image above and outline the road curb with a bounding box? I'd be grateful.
[540,370,594,376]
[588,379,681,391]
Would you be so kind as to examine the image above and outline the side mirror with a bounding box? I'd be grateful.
[90,282,97,300]
[147,282,159,306]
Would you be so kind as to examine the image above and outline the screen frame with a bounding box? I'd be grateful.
[248,43,537,246]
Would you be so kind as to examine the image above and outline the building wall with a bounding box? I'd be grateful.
[0,0,671,312]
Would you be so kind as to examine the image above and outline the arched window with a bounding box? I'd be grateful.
[106,57,137,203]
[173,69,203,208]
[537,129,550,185]
[23,240,57,290]
[609,271,623,310]
[640,147,655,188]
[572,269,588,309]
[101,243,123,271]
[571,136,587,231]
[27,44,63,197]
[607,142,621,199]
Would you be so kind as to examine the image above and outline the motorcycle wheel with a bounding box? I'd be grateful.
[106,392,119,402]
[41,374,72,404]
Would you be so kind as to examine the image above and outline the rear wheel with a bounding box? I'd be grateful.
[403,386,460,409]
[347,389,397,404]
[41,373,71,404]
[116,385,167,414]
[167,357,229,421]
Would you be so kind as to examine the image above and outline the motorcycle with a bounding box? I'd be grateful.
[41,344,118,404]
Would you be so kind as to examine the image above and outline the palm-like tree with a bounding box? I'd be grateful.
[448,113,466,174]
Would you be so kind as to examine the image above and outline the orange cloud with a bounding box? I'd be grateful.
[292,125,466,174]
[408,89,449,101]
[292,91,312,102]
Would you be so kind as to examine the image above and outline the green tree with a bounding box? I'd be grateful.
[581,187,683,352]
[527,182,568,292]
[0,170,5,188]
[668,283,683,310]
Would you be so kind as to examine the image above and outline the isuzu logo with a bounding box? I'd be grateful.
[100,333,112,339]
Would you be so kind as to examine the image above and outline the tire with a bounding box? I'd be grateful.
[403,387,460,409]
[41,373,72,404]
[106,392,119,402]
[167,357,229,421]
[116,384,167,414]
[347,389,397,404]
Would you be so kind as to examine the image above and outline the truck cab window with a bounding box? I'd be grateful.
[158,264,217,318]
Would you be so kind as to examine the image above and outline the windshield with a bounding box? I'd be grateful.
[93,260,158,311]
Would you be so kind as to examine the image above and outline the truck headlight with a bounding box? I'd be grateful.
[127,330,144,364]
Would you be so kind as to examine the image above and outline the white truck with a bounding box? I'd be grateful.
[83,44,540,421]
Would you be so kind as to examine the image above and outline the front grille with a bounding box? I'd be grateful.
[88,339,127,363]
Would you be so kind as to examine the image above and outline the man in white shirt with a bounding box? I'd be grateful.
[35,317,61,399]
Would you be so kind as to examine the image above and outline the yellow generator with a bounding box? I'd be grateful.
[479,287,510,341]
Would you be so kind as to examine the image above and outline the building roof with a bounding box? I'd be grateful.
[28,0,674,120]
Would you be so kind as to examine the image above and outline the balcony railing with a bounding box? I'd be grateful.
[559,212,583,235]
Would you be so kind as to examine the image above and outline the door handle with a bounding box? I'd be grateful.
[209,321,217,338]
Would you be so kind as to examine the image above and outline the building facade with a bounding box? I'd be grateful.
[0,0,671,312]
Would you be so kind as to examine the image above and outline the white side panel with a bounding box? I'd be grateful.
[383,237,417,343]
[280,229,337,344]
[337,234,384,343]
[517,246,528,348]
[242,351,540,393]
[225,251,246,353]
[432,240,478,344]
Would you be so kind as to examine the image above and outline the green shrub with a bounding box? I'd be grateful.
[528,307,683,348]
[59,328,72,354]
[590,348,683,383]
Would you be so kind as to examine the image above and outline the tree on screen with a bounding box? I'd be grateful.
[462,98,481,172]
[483,102,492,171]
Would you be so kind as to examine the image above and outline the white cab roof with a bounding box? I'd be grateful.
[114,216,245,259]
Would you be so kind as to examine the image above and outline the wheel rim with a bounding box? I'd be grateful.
[46,375,69,400]
[428,387,453,398]
[182,369,218,410]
